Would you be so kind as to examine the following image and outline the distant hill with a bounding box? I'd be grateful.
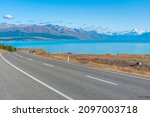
[0,23,102,40]
[0,23,150,41]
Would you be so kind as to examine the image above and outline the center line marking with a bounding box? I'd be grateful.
[43,63,54,67]
[86,75,118,86]
[18,55,23,58]
[27,58,33,61]
[14,53,27,59]
[15,53,55,68]
[0,53,73,100]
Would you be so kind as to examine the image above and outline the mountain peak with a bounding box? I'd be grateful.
[131,29,145,35]
[0,23,149,40]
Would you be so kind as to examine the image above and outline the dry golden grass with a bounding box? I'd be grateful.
[0,49,7,53]
[46,54,150,78]
[20,49,150,79]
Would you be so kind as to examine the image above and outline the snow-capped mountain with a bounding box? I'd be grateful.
[108,29,146,36]
[127,29,146,35]
[0,23,102,40]
[80,24,147,35]
[80,25,112,35]
[0,23,149,41]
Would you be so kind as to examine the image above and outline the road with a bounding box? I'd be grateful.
[0,52,150,100]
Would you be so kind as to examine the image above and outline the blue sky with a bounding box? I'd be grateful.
[0,0,150,31]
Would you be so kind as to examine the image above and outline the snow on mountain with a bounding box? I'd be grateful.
[0,23,102,39]
[79,24,147,36]
[129,29,146,35]
[0,23,149,40]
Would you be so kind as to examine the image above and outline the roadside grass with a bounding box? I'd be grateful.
[46,54,150,78]
[0,49,7,53]
[18,49,150,79]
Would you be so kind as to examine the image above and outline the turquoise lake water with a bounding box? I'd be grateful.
[1,40,150,54]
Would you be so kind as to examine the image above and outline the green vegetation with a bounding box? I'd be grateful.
[0,44,17,52]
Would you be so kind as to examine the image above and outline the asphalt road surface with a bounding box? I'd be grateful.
[0,52,150,100]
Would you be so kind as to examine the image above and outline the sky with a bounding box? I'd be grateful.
[0,0,150,32]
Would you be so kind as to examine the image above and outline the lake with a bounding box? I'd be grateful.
[1,39,150,54]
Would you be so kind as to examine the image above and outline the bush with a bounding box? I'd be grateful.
[0,44,17,52]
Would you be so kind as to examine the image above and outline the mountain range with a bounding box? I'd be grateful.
[0,23,150,41]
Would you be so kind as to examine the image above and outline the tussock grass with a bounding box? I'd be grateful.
[0,49,7,53]
[19,49,150,79]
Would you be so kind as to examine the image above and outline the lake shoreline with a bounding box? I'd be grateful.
[2,40,150,54]
[18,48,150,79]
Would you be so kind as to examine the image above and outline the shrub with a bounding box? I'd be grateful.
[0,44,17,52]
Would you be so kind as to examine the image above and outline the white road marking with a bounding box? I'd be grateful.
[15,53,33,61]
[0,53,73,100]
[15,53,27,59]
[86,75,118,86]
[64,60,150,81]
[15,53,55,67]
[16,52,150,82]
[43,63,54,67]
[18,55,23,58]
[27,58,33,61]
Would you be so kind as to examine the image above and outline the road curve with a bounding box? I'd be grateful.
[0,52,150,100]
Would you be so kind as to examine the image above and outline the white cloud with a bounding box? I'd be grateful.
[3,14,14,19]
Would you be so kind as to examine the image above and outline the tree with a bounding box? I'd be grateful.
[0,44,17,52]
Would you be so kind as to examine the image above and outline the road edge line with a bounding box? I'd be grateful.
[0,53,73,100]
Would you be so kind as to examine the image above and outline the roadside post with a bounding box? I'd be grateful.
[67,52,72,62]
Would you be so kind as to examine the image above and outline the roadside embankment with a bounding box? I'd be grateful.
[18,48,150,78]
[0,49,7,53]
